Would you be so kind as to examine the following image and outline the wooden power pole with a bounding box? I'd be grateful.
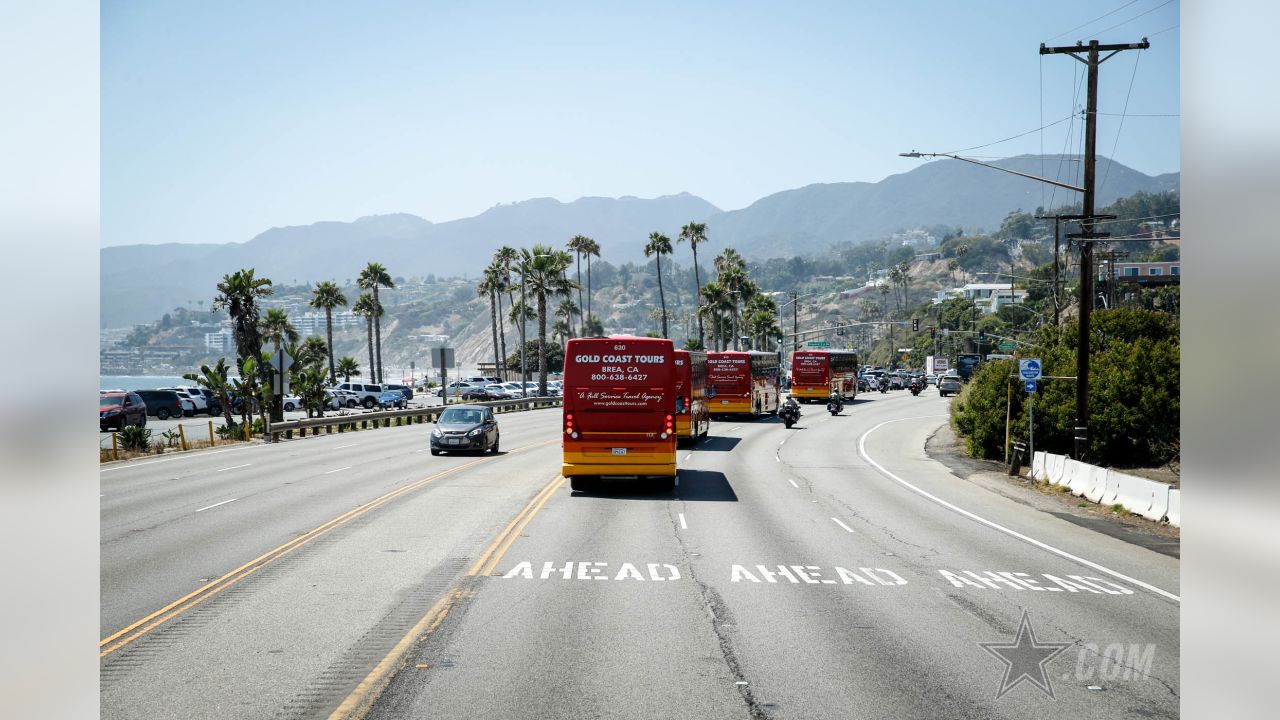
[1040,38,1149,460]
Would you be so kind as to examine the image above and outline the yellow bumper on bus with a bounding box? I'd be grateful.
[562,446,676,478]
[709,397,752,414]
[791,386,830,401]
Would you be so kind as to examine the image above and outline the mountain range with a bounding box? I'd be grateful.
[101,154,1178,327]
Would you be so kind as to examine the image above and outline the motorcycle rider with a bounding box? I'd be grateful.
[878,376,889,393]
[827,390,844,414]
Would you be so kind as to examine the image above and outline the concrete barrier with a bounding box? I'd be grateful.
[1166,489,1180,527]
[1045,453,1068,486]
[1100,469,1122,505]
[1031,451,1046,480]
[1063,459,1090,497]
[1083,465,1108,503]
[1138,479,1171,523]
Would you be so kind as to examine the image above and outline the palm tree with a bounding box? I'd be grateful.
[679,222,710,348]
[183,358,236,428]
[644,232,673,338]
[478,264,504,384]
[579,237,601,331]
[555,296,580,341]
[699,281,731,351]
[352,293,380,387]
[552,318,572,348]
[567,235,590,334]
[212,268,272,371]
[300,336,329,369]
[309,280,347,383]
[522,245,577,396]
[336,356,360,383]
[358,262,394,383]
[259,308,299,422]
[494,246,519,379]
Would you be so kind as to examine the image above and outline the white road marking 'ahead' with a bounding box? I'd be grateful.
[858,416,1180,603]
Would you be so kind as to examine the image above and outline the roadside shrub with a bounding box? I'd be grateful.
[118,426,152,453]
[950,308,1179,467]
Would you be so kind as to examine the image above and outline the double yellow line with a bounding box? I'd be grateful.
[327,473,565,719]
[99,438,558,658]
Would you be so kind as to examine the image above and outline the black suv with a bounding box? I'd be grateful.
[383,383,413,400]
[134,389,185,420]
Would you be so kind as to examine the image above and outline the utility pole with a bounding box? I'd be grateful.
[791,291,799,357]
[1041,37,1149,460]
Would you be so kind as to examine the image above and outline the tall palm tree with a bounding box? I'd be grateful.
[552,318,572,349]
[494,246,519,379]
[358,262,394,383]
[352,293,380,386]
[679,222,710,348]
[212,268,272,369]
[580,237,601,331]
[567,235,590,334]
[259,308,299,422]
[699,281,730,351]
[644,232,673,338]
[300,336,329,369]
[309,280,347,383]
[336,356,360,383]
[522,245,577,396]
[478,264,504,384]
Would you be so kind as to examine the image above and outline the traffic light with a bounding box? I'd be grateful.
[978,330,986,343]
[912,318,919,332]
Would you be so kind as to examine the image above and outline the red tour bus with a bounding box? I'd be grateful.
[562,336,678,491]
[673,349,710,443]
[790,349,860,402]
[706,351,781,417]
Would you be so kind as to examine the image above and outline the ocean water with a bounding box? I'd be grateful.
[100,376,192,391]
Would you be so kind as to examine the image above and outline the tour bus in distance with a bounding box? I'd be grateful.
[673,349,710,443]
[790,349,860,403]
[561,336,678,492]
[955,352,983,381]
[706,351,781,417]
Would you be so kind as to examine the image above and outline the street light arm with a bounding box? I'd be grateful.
[899,152,1084,193]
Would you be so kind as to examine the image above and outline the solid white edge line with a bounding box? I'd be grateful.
[324,466,353,474]
[215,463,252,473]
[857,416,1180,603]
[831,517,855,533]
[100,443,269,472]
[678,512,688,530]
[788,478,799,488]
[195,498,237,512]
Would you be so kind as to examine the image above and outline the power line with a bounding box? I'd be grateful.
[1093,0,1177,36]
[1149,23,1179,37]
[1047,0,1143,42]
[1100,49,1143,194]
[943,114,1076,155]
[1047,65,1086,212]
[1092,111,1178,116]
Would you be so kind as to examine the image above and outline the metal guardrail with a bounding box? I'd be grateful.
[267,396,563,442]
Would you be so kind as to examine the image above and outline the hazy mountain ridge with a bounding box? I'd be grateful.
[101,157,1177,327]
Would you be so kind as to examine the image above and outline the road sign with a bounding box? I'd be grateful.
[1018,358,1042,381]
[998,341,1017,351]
[430,347,456,368]
[1025,380,1037,393]
[270,349,294,395]
[805,340,832,348]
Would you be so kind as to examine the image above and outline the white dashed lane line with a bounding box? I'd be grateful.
[788,478,799,488]
[323,466,352,475]
[678,513,688,530]
[831,517,856,533]
[215,463,252,473]
[195,498,237,513]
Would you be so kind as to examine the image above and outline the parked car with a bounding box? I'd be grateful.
[462,376,501,385]
[483,384,515,399]
[378,390,408,409]
[430,404,500,455]
[436,381,482,398]
[383,383,413,400]
[281,394,303,412]
[100,391,147,431]
[937,376,963,397]
[160,386,210,416]
[130,389,183,420]
[333,382,386,409]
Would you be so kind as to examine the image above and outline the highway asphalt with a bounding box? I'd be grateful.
[100,389,1179,719]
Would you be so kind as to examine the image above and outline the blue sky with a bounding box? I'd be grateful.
[102,0,1180,247]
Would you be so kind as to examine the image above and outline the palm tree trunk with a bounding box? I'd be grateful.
[575,252,584,335]
[365,317,375,387]
[585,255,593,332]
[495,289,507,380]
[372,286,383,383]
[656,254,668,338]
[488,288,500,382]
[537,293,548,396]
[692,246,704,348]
[324,308,336,384]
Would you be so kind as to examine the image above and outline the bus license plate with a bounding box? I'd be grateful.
[612,448,627,456]
[721,399,729,404]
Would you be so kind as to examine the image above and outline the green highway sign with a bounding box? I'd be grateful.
[998,341,1017,351]
[805,340,832,347]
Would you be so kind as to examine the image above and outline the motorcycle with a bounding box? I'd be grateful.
[779,403,801,429]
[878,381,889,394]
[909,382,922,397]
[826,397,844,416]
